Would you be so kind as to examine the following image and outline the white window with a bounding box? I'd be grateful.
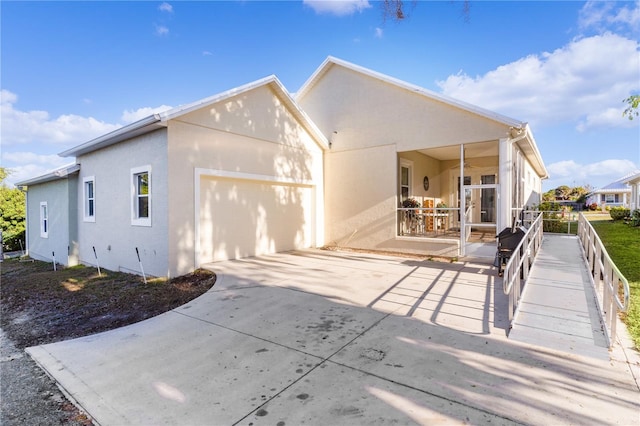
[131,165,151,226]
[40,202,48,238]
[605,194,618,203]
[83,176,95,222]
[400,159,413,202]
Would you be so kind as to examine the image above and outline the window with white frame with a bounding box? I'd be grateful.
[131,166,151,226]
[400,159,413,202]
[605,194,618,203]
[40,202,48,238]
[83,176,95,222]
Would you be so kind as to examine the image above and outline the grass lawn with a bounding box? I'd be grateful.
[587,218,640,350]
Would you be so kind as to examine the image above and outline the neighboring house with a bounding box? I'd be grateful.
[622,170,640,211]
[17,57,548,278]
[586,171,639,209]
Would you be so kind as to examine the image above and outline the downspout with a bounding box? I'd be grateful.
[18,185,29,257]
[501,126,528,230]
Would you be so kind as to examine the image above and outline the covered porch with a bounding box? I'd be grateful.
[395,130,542,257]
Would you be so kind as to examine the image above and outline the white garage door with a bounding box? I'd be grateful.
[198,176,313,263]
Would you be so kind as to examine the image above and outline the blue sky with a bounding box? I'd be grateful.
[2,0,639,191]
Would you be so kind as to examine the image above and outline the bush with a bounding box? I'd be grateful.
[609,206,631,221]
[630,209,640,227]
[588,203,599,211]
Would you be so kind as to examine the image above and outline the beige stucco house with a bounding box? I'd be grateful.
[17,57,548,278]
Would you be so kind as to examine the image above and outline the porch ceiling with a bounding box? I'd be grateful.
[417,141,498,161]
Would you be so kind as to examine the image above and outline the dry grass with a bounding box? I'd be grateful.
[1,259,215,349]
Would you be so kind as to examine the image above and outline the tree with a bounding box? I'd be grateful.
[0,167,26,251]
[554,185,571,201]
[623,95,639,120]
[382,0,470,21]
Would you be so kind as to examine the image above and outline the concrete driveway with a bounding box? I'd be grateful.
[27,250,639,425]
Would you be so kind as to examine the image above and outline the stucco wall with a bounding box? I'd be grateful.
[166,84,324,274]
[300,65,510,152]
[76,130,169,277]
[25,178,75,266]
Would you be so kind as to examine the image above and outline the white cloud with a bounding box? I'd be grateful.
[159,2,173,13]
[155,24,169,36]
[121,105,173,123]
[579,1,640,34]
[1,152,71,187]
[437,33,640,131]
[303,0,371,16]
[375,27,383,38]
[202,50,213,56]
[0,89,120,146]
[545,159,638,189]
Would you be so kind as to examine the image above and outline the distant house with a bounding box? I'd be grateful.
[586,171,639,209]
[623,171,640,211]
[16,57,548,278]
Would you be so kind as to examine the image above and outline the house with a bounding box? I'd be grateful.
[17,57,548,278]
[622,170,640,211]
[586,170,639,209]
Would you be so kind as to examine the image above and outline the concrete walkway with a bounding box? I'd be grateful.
[27,250,639,425]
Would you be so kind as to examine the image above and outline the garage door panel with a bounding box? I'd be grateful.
[199,178,312,263]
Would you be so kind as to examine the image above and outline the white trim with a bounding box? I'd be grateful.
[195,168,315,187]
[40,201,48,238]
[131,165,152,227]
[83,176,96,222]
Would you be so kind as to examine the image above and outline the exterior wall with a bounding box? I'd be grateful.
[298,64,515,257]
[25,178,76,266]
[76,130,169,277]
[167,84,324,274]
[300,65,510,152]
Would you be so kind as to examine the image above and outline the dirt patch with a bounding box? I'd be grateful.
[1,259,215,349]
[1,258,215,425]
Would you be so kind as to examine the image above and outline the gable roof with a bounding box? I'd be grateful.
[296,56,548,179]
[15,163,80,187]
[590,170,639,194]
[60,76,328,158]
[296,56,526,128]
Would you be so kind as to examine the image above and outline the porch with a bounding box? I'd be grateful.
[397,140,513,255]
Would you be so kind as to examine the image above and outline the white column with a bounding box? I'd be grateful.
[498,138,511,231]
[459,144,465,256]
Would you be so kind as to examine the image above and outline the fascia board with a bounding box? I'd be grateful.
[59,115,164,157]
[16,164,80,187]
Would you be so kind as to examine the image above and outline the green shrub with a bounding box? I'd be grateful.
[610,206,631,221]
[630,209,640,227]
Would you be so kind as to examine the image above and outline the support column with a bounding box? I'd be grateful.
[459,144,465,256]
[498,138,512,231]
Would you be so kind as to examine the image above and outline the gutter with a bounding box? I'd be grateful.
[59,115,164,158]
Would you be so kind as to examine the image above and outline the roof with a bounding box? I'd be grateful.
[15,163,80,187]
[295,56,548,179]
[622,170,640,184]
[59,76,328,158]
[590,170,639,194]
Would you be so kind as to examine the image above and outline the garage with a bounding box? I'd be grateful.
[197,174,315,263]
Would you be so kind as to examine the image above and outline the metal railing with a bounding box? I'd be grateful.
[520,209,578,234]
[397,208,458,238]
[577,213,630,347]
[503,212,544,326]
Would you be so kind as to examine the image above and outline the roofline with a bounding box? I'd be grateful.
[15,163,80,187]
[296,56,526,128]
[59,115,164,157]
[522,124,549,179]
[59,76,328,158]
